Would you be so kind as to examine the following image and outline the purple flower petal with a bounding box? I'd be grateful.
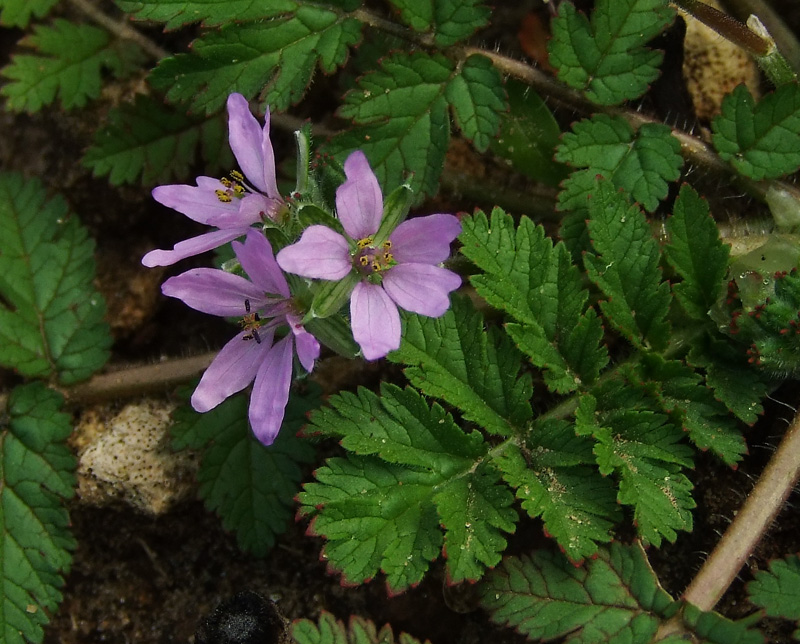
[350,281,401,360]
[142,228,248,267]
[259,108,281,200]
[227,93,270,194]
[191,328,275,413]
[277,225,352,280]
[248,334,295,445]
[390,214,462,264]
[382,263,461,317]
[287,313,320,372]
[152,180,239,224]
[336,151,383,240]
[207,193,273,228]
[162,268,265,316]
[233,230,290,298]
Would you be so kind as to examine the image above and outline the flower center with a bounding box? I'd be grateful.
[215,170,247,203]
[240,298,263,343]
[353,237,395,277]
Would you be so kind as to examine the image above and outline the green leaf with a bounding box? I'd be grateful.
[665,185,730,320]
[748,554,800,625]
[460,208,608,393]
[299,384,517,591]
[390,296,533,436]
[495,421,620,563]
[291,611,425,644]
[116,0,298,30]
[82,94,233,186]
[556,114,683,213]
[712,83,800,181]
[171,389,318,556]
[0,174,110,384]
[0,20,145,113]
[0,0,57,27]
[584,179,672,351]
[2,383,75,644]
[149,8,363,114]
[481,542,676,643]
[577,398,695,546]
[681,604,765,644]
[328,52,505,197]
[388,0,490,46]
[547,0,675,105]
[489,79,568,187]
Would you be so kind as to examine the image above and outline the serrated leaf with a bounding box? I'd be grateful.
[0,20,145,113]
[291,611,426,644]
[548,0,674,105]
[577,398,694,546]
[481,542,676,643]
[149,8,362,114]
[460,208,608,393]
[0,174,110,384]
[387,0,489,46]
[584,180,672,351]
[82,94,233,186]
[390,296,532,436]
[116,0,297,30]
[748,555,800,624]
[299,384,517,592]
[556,114,683,213]
[495,421,620,563]
[2,383,75,644]
[328,52,505,197]
[712,83,800,181]
[0,0,57,27]
[665,185,730,320]
[171,389,317,556]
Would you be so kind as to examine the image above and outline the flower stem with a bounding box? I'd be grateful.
[671,0,770,55]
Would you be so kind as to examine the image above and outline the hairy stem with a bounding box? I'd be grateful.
[671,0,770,55]
[720,0,800,72]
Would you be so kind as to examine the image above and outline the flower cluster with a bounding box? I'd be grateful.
[143,93,461,444]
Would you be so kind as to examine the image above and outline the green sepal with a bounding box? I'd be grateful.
[294,202,343,236]
[308,272,359,320]
[305,314,359,358]
[374,183,413,246]
[294,123,313,196]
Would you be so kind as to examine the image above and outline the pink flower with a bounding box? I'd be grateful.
[142,93,283,267]
[276,151,461,360]
[161,230,319,445]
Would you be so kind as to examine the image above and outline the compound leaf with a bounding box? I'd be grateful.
[0,0,57,27]
[388,0,489,46]
[748,554,800,627]
[149,7,363,113]
[0,174,110,384]
[712,83,800,181]
[291,611,426,644]
[460,208,608,394]
[82,94,233,186]
[116,0,298,30]
[556,114,683,213]
[547,0,675,105]
[0,20,145,113]
[1,383,75,644]
[171,389,318,556]
[584,180,672,351]
[299,384,517,592]
[390,296,533,436]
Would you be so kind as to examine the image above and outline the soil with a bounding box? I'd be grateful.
[2,1,800,643]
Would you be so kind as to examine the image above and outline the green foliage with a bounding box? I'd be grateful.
[481,544,763,644]
[328,52,505,196]
[0,0,57,28]
[388,0,489,47]
[713,83,800,181]
[556,114,683,213]
[116,0,298,30]
[547,0,675,105]
[460,208,608,394]
[748,554,800,636]
[1,383,75,644]
[149,7,363,114]
[0,20,145,113]
[0,173,110,384]
[298,383,516,592]
[82,94,233,186]
[391,296,532,436]
[171,389,318,556]
[291,611,425,644]
[584,180,672,351]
